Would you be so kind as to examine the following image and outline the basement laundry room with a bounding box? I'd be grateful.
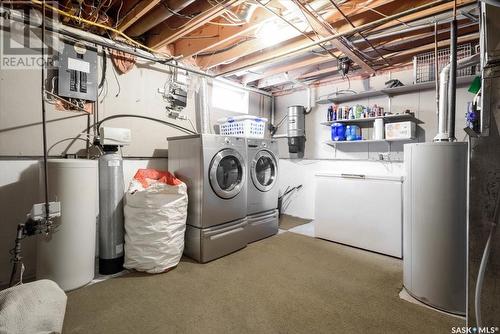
[0,0,499,333]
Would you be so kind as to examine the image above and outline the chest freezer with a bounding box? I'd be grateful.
[314,173,403,258]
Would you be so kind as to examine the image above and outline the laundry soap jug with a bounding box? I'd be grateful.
[331,123,346,141]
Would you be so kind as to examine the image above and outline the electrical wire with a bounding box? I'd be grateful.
[30,0,174,60]
[197,37,254,56]
[110,58,121,97]
[94,114,197,135]
[40,0,50,226]
[99,49,107,89]
[47,137,89,155]
[162,3,197,19]
[188,118,197,133]
[206,21,245,26]
[114,0,124,28]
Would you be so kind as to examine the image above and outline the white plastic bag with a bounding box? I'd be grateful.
[124,169,188,273]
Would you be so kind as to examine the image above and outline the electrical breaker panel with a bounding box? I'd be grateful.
[58,41,98,101]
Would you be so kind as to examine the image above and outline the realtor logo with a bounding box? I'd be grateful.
[0,1,58,69]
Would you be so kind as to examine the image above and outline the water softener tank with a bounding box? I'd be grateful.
[403,142,467,315]
[98,147,125,274]
[37,159,98,291]
[287,105,306,157]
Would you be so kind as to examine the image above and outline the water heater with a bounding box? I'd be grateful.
[403,142,467,315]
[287,105,306,158]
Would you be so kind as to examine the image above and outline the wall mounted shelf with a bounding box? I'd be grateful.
[325,138,414,147]
[321,113,417,126]
[316,75,476,105]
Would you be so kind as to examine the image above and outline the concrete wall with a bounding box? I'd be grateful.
[468,72,500,326]
[275,69,475,219]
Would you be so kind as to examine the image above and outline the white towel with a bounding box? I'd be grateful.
[0,279,67,334]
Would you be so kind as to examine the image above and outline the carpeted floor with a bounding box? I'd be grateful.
[63,232,463,334]
[278,214,312,230]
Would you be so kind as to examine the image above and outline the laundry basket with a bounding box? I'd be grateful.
[217,115,268,138]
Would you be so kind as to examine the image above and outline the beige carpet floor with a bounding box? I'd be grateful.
[63,232,463,334]
[278,214,312,230]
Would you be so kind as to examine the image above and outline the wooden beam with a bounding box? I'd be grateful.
[292,0,374,74]
[214,0,467,77]
[196,33,318,70]
[323,0,471,34]
[383,33,479,63]
[116,0,162,32]
[254,62,332,88]
[193,0,394,69]
[298,33,479,84]
[173,6,276,58]
[146,0,245,50]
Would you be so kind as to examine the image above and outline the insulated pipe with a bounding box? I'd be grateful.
[285,73,313,113]
[125,0,196,37]
[434,53,480,141]
[448,19,458,141]
[196,77,211,134]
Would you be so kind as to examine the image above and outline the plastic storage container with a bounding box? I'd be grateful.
[331,123,346,141]
[217,115,268,138]
[373,118,385,140]
[385,121,416,140]
[345,125,361,141]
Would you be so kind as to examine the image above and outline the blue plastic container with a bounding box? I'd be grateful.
[345,125,362,141]
[331,123,346,141]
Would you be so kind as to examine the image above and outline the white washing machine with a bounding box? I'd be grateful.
[246,138,279,243]
[168,134,248,263]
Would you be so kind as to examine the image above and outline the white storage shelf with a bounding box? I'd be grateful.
[321,113,416,126]
[316,75,476,105]
[325,138,414,147]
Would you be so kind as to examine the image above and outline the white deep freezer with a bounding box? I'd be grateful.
[314,173,403,258]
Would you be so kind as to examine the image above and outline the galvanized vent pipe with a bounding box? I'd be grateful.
[434,53,480,141]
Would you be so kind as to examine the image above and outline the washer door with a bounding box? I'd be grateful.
[209,149,246,199]
[251,150,277,192]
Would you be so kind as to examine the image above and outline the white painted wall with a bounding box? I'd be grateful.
[276,69,476,219]
[278,159,404,219]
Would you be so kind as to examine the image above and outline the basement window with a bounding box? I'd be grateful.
[212,81,249,114]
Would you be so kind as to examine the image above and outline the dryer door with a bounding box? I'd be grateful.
[251,150,277,192]
[209,149,246,199]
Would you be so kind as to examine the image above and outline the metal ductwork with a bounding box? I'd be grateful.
[434,53,480,141]
[195,77,211,134]
[125,0,197,37]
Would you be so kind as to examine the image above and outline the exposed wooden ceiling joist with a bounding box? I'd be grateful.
[361,0,475,34]
[124,0,197,37]
[196,0,398,70]
[116,0,162,32]
[173,6,277,59]
[291,0,375,74]
[246,18,478,88]
[146,0,245,50]
[214,0,451,77]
